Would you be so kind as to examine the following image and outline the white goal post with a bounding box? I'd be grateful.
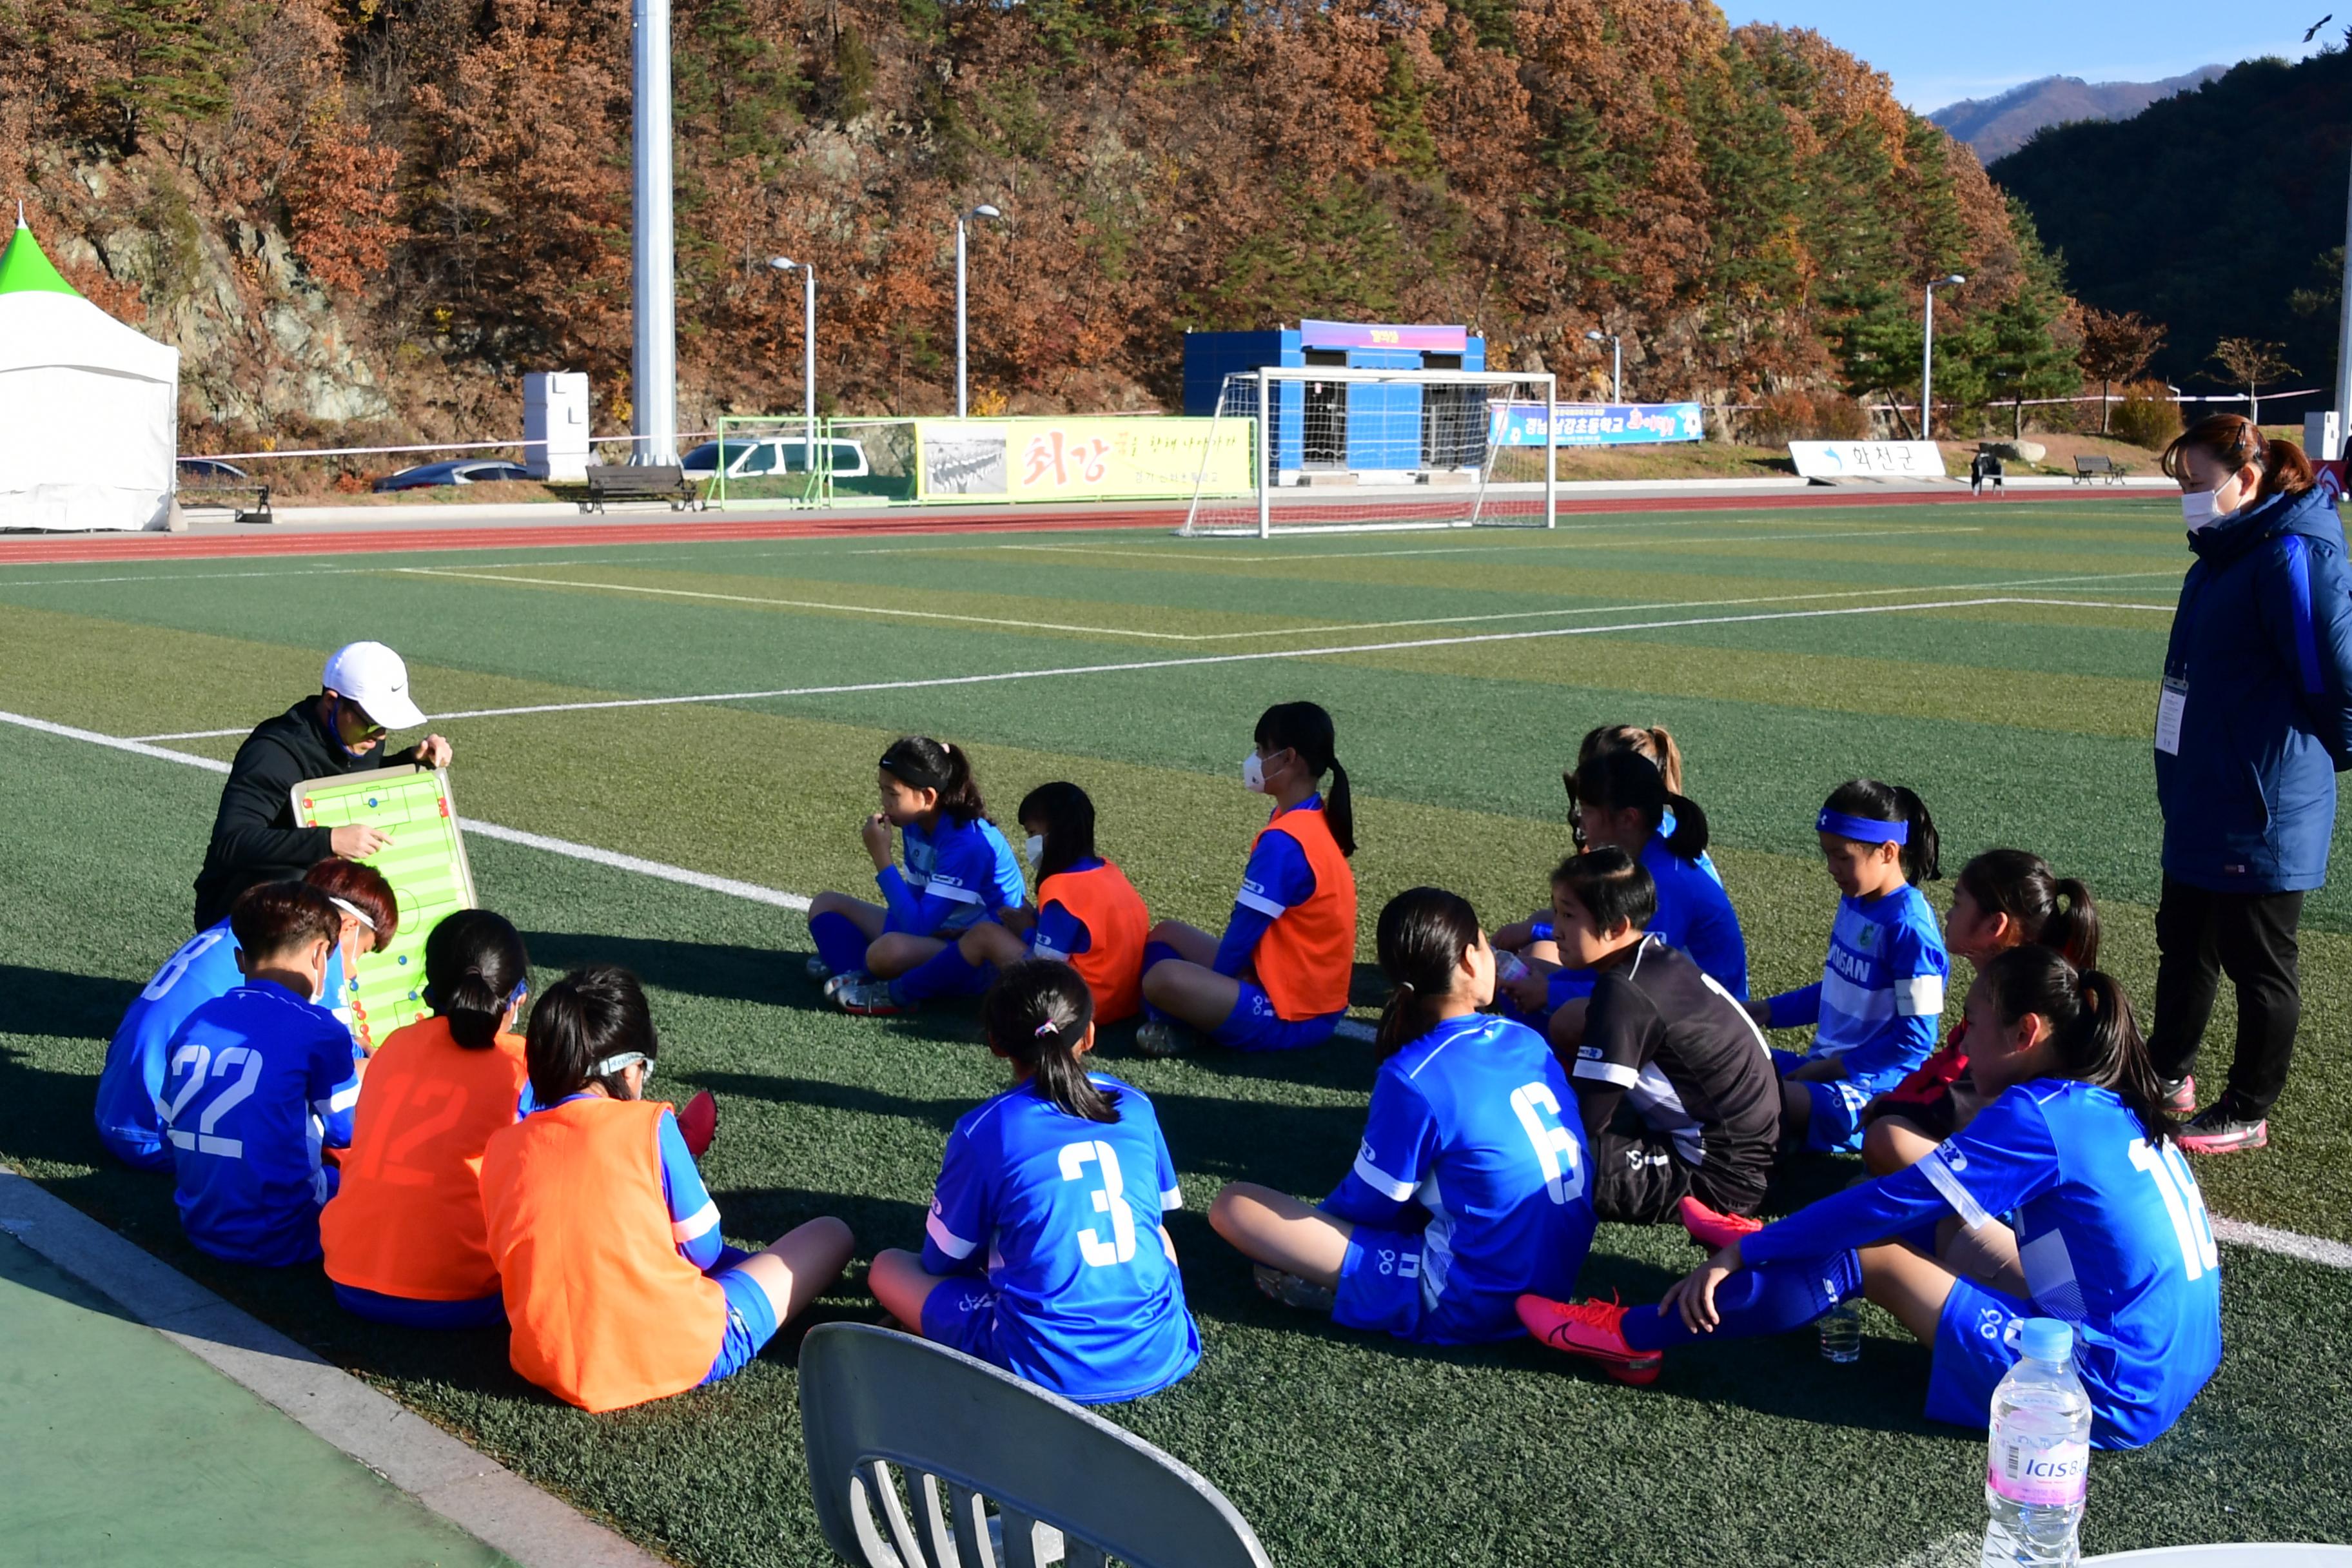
[1179,366,1558,538]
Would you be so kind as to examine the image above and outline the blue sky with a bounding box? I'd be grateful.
[1719,1,2340,110]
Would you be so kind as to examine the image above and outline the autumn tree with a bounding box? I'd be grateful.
[2077,309,2166,434]
[2210,338,2297,425]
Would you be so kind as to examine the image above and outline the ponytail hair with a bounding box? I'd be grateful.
[1820,778,1939,883]
[2161,413,2317,503]
[1978,946,2174,1142]
[1955,850,2100,968]
[1373,887,1483,1056]
[1256,700,1354,856]
[879,736,988,824]
[1575,723,1687,794]
[421,908,531,1050]
[1017,781,1096,881]
[983,959,1117,1124]
[525,965,658,1108]
[1568,748,1710,862]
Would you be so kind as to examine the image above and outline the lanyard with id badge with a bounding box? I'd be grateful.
[2156,677,2188,756]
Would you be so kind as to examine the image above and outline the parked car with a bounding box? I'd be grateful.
[679,436,870,480]
[373,459,536,492]
[177,458,250,482]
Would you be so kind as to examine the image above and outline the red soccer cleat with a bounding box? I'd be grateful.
[2161,1075,2197,1117]
[676,1090,718,1160]
[1516,1295,1662,1386]
[1678,1195,1765,1252]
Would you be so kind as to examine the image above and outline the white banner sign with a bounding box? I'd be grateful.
[1787,440,1946,480]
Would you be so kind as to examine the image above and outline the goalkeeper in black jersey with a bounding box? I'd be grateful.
[1547,848,1781,1224]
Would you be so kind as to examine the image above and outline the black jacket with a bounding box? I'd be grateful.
[190,699,421,928]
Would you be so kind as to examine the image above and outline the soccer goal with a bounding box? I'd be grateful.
[1179,367,1558,538]
[696,415,832,509]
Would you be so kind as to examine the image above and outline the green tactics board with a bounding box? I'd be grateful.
[289,766,478,1050]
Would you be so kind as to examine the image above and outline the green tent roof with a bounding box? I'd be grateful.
[0,219,81,297]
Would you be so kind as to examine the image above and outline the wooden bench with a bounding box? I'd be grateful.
[580,464,699,512]
[175,482,273,524]
[2073,453,2128,485]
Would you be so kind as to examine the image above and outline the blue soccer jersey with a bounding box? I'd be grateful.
[95,921,349,1170]
[921,1075,1200,1404]
[1766,882,1948,1089]
[1744,1079,2223,1447]
[883,816,1026,936]
[160,981,360,1266]
[1321,1014,1597,1344]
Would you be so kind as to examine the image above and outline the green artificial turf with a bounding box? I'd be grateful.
[2,500,2349,1566]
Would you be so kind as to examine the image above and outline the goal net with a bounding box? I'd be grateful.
[697,415,831,509]
[1179,368,1558,537]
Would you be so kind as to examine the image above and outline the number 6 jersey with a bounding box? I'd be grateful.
[921,1075,1200,1404]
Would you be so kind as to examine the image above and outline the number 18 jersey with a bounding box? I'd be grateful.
[922,1076,1199,1404]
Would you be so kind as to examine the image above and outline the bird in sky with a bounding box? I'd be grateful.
[2303,13,2333,41]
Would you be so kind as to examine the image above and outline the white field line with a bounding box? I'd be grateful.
[0,701,2340,1272]
[128,593,2173,741]
[999,524,1990,562]
[0,558,625,589]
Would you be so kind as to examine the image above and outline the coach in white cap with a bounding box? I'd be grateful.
[190,642,454,929]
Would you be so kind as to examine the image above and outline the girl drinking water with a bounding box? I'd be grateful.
[1208,888,1596,1344]
[868,960,1199,1404]
[805,736,1026,1017]
[1134,701,1358,1058]
[481,966,852,1411]
[1754,780,1947,1156]
[1520,948,2224,1451]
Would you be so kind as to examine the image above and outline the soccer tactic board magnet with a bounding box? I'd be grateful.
[291,765,480,1050]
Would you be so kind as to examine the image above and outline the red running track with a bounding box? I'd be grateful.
[0,486,2124,565]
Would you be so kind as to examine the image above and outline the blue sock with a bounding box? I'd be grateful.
[1140,941,1183,1024]
[810,911,870,975]
[1620,1250,1863,1353]
[892,943,992,1005]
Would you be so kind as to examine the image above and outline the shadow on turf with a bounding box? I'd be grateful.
[0,965,143,1168]
[522,930,796,1008]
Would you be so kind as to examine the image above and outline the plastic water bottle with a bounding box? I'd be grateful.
[1495,951,1530,985]
[1818,1302,1861,1362]
[1981,1318,2092,1567]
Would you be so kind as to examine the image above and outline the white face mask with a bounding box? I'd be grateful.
[1022,834,1045,869]
[1242,750,1268,793]
[2181,488,2226,531]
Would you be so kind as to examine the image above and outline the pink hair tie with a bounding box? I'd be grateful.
[1034,1019,1060,1038]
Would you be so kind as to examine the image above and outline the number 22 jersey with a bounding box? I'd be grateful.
[922,1075,1200,1404]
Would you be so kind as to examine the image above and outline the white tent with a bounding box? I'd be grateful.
[0,217,179,532]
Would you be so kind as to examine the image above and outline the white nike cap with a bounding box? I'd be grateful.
[321,642,427,730]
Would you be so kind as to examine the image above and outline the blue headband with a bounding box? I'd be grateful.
[1818,808,1908,845]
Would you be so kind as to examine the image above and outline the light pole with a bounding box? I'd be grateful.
[768,256,816,455]
[955,204,1001,418]
[1584,329,1622,402]
[1920,274,1965,441]
[630,0,678,464]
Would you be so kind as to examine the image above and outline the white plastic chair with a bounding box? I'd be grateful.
[799,1323,1271,1568]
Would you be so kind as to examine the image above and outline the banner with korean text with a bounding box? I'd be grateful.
[912,417,1255,503]
[1491,402,1703,447]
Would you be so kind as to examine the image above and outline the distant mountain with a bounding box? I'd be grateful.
[1930,68,2226,161]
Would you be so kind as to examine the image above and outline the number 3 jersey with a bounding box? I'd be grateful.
[160,980,361,1267]
[921,1075,1200,1404]
[1321,1014,1598,1344]
[1744,1079,2222,1447]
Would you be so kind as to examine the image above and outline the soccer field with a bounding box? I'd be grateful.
[3,498,2349,1567]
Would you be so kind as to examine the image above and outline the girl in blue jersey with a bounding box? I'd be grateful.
[1575,723,1720,884]
[1496,750,1747,1034]
[1207,887,1596,1345]
[1755,779,1948,1155]
[97,859,393,1170]
[805,736,1026,1016]
[1520,947,2224,1450]
[868,959,1200,1404]
[157,883,363,1266]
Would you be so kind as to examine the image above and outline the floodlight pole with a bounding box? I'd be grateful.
[770,257,816,451]
[1921,274,1965,442]
[1585,330,1622,402]
[2333,150,2351,460]
[954,204,1001,419]
[630,0,678,465]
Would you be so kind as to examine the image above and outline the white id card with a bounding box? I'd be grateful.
[2155,678,2188,755]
